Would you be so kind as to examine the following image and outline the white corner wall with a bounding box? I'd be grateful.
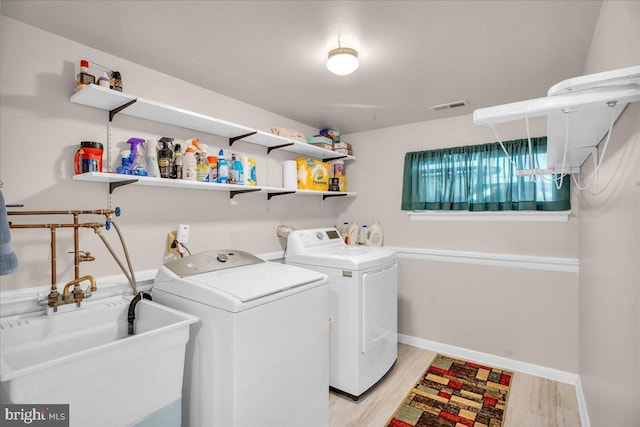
[342,114,579,372]
[578,2,640,426]
[0,16,347,291]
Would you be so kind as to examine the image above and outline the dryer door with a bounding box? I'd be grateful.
[362,263,398,354]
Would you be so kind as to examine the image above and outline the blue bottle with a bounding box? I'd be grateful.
[217,149,229,184]
[116,157,132,175]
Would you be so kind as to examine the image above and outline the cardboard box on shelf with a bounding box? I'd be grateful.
[319,128,340,143]
[334,148,353,156]
[307,136,333,145]
[308,142,333,151]
[333,141,352,150]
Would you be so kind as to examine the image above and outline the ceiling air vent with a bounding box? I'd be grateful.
[429,100,469,111]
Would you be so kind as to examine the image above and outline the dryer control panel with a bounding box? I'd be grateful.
[286,228,345,253]
[163,249,265,277]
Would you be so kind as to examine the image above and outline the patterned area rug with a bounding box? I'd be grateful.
[386,354,512,427]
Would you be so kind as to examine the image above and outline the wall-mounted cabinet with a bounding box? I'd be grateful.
[70,84,356,200]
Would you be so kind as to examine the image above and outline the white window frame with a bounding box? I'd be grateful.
[408,210,572,222]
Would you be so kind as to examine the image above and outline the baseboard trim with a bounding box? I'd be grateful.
[390,246,579,273]
[574,376,592,427]
[398,333,590,427]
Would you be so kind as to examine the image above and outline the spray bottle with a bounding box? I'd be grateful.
[127,138,147,176]
[127,138,145,163]
[145,139,161,177]
[217,149,229,184]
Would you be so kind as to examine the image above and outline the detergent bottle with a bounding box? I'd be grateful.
[358,225,367,245]
[240,154,250,186]
[182,147,197,181]
[347,221,359,246]
[229,153,238,184]
[207,156,218,183]
[217,149,229,183]
[248,158,257,186]
[194,141,210,182]
[145,139,161,177]
[365,220,384,247]
[234,154,244,185]
[172,143,182,179]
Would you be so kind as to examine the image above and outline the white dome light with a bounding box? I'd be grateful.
[327,47,359,76]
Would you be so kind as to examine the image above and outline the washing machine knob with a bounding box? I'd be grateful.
[216,253,228,263]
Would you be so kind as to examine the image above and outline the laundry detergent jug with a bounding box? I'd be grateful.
[74,141,104,174]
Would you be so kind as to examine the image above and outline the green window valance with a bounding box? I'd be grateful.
[401,137,570,212]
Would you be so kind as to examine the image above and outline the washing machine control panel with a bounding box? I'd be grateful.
[163,249,265,277]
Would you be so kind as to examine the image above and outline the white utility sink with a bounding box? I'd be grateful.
[0,295,198,427]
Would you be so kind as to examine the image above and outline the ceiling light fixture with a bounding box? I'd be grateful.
[327,46,359,76]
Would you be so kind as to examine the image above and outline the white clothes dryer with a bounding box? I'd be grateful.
[152,249,329,427]
[285,228,398,400]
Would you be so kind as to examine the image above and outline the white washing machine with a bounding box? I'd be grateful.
[285,228,398,400]
[152,249,329,427]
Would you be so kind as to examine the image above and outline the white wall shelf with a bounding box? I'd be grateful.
[70,84,355,162]
[72,172,356,200]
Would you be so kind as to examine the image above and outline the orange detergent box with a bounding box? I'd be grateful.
[296,158,329,191]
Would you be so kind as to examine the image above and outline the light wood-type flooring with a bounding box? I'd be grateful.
[329,343,581,427]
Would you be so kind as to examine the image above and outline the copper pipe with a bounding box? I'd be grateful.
[51,227,57,287]
[9,208,139,303]
[9,222,104,229]
[73,213,79,280]
[9,222,103,294]
[7,209,116,216]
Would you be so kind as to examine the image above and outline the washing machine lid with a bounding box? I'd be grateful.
[154,254,327,311]
[286,245,397,270]
[187,262,325,302]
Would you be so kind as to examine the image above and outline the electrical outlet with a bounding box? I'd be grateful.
[167,232,178,253]
[177,224,190,243]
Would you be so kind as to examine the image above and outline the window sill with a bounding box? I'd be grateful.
[408,210,572,222]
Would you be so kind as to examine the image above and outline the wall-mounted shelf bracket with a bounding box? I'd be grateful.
[229,131,257,147]
[109,99,137,122]
[109,179,138,194]
[323,155,348,162]
[267,143,295,155]
[322,193,347,201]
[267,191,296,200]
[229,188,261,199]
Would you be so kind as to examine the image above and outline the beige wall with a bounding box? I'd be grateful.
[0,17,346,290]
[342,106,579,371]
[578,2,640,426]
[399,259,578,371]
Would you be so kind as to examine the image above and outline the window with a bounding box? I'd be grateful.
[401,137,570,212]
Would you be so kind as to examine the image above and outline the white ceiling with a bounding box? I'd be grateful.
[1,0,603,134]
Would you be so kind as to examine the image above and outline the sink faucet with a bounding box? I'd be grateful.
[38,275,97,312]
